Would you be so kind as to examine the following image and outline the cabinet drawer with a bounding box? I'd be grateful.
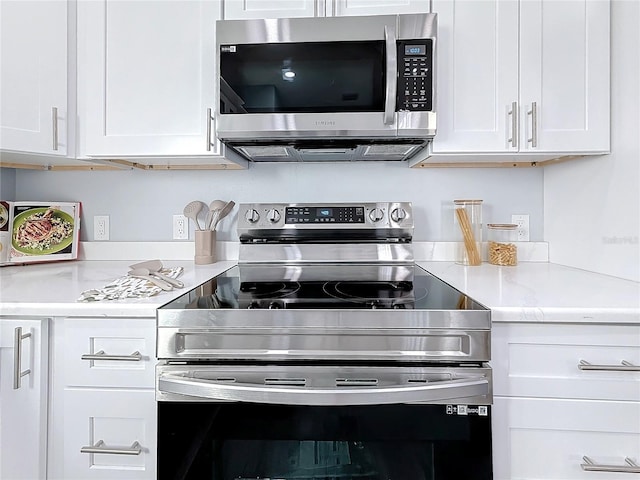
[63,389,156,480]
[492,323,640,401]
[493,397,640,479]
[63,318,156,388]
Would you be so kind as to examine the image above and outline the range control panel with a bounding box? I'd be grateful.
[285,206,365,224]
[397,39,433,112]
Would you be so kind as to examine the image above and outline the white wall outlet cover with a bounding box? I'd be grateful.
[173,214,188,240]
[94,215,109,241]
[511,214,530,241]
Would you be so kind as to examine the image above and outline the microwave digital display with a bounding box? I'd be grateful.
[405,45,426,56]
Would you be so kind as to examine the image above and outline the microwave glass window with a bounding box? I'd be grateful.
[219,42,385,113]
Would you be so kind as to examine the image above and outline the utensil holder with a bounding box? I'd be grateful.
[194,230,216,265]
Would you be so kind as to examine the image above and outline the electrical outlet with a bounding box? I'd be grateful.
[94,215,109,240]
[173,214,188,240]
[511,214,530,241]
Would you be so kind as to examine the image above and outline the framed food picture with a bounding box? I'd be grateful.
[1,201,81,265]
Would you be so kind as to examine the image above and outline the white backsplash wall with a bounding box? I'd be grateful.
[0,168,16,200]
[14,163,543,242]
[544,0,639,283]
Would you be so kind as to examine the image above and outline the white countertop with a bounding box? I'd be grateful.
[418,261,640,324]
[1,257,638,324]
[0,260,236,317]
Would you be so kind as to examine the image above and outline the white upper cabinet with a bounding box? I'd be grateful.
[223,0,322,19]
[519,0,610,154]
[0,1,67,156]
[425,0,610,162]
[331,0,430,16]
[222,0,429,19]
[77,0,243,166]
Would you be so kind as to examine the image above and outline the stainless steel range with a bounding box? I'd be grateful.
[156,202,493,480]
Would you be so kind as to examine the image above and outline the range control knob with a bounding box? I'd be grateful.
[244,209,260,223]
[391,208,408,223]
[369,208,385,223]
[267,209,281,223]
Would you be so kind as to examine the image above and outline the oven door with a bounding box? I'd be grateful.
[156,365,492,480]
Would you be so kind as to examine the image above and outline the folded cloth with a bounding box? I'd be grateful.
[77,267,184,302]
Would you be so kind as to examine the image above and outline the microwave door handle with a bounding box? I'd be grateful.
[384,25,397,126]
[158,375,489,405]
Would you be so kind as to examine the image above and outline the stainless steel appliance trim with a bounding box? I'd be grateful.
[80,440,142,456]
[157,364,492,405]
[578,359,640,372]
[13,327,32,390]
[238,244,414,264]
[384,24,397,126]
[581,456,640,474]
[81,350,142,362]
[156,326,490,362]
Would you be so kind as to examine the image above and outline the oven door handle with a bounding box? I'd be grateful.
[158,375,489,405]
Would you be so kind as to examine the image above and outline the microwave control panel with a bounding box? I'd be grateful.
[397,39,433,112]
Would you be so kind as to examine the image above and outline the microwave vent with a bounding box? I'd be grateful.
[363,144,419,157]
[237,146,290,158]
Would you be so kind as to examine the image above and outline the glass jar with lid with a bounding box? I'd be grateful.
[453,199,483,265]
[487,224,518,266]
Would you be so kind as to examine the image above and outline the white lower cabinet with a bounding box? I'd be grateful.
[62,389,156,480]
[0,318,49,480]
[493,397,640,479]
[492,322,640,479]
[49,317,157,480]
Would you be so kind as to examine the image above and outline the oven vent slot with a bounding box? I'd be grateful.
[264,378,306,386]
[214,377,237,382]
[336,378,379,387]
[407,379,429,383]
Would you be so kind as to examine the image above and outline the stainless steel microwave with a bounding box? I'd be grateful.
[215,14,437,163]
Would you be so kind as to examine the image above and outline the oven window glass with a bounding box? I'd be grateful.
[219,42,385,113]
[158,403,492,480]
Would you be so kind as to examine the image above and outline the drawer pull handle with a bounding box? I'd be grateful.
[81,350,142,362]
[578,360,640,372]
[13,327,32,390]
[581,456,640,473]
[81,440,142,456]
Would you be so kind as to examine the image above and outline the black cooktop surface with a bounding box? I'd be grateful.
[161,264,487,311]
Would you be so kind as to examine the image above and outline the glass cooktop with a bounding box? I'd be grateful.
[161,264,487,311]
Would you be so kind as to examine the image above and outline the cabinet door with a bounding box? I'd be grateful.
[0,318,49,480]
[519,0,610,153]
[78,0,221,157]
[430,0,519,154]
[63,389,156,480]
[223,0,322,19]
[331,0,430,16]
[493,397,640,479]
[0,1,67,155]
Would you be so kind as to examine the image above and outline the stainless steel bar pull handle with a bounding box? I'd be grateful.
[383,25,397,126]
[206,108,213,151]
[52,107,59,151]
[81,440,142,456]
[159,375,489,406]
[578,359,640,372]
[13,327,32,390]
[581,456,640,473]
[81,350,142,362]
[527,102,538,148]
[508,101,518,148]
